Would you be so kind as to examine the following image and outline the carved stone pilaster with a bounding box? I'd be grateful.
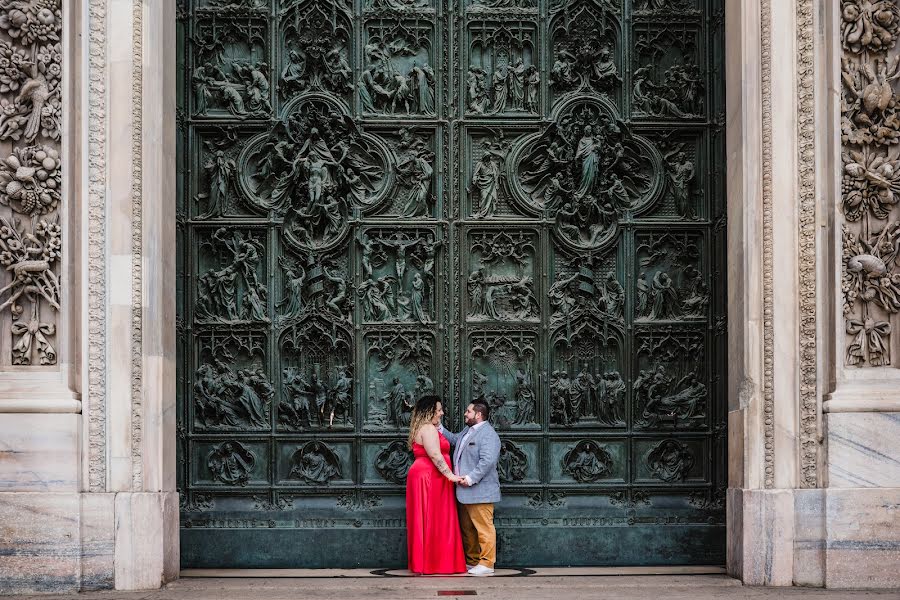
[839,0,900,370]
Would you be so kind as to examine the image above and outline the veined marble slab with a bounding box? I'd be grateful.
[827,413,900,488]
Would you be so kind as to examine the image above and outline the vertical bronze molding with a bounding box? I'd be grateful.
[131,0,144,491]
[88,0,109,493]
[796,0,818,489]
[760,0,775,489]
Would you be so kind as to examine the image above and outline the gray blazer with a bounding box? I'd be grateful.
[442,422,501,505]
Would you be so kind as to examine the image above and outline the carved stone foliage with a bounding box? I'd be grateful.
[193,329,272,431]
[466,229,538,322]
[374,440,414,484]
[562,439,613,483]
[466,21,539,116]
[634,330,707,429]
[0,0,62,366]
[359,19,435,117]
[278,317,353,430]
[357,227,439,324]
[634,232,708,322]
[192,17,270,119]
[289,441,343,484]
[498,439,528,482]
[631,23,703,119]
[646,439,694,483]
[506,97,664,251]
[278,0,354,104]
[841,4,900,366]
[364,330,434,430]
[469,331,538,429]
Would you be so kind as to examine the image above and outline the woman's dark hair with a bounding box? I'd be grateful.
[415,394,442,414]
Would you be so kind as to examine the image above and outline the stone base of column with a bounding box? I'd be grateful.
[727,487,900,589]
[0,491,178,594]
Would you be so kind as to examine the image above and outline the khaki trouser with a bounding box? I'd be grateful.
[457,502,496,568]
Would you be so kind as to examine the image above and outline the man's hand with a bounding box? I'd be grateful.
[457,477,471,487]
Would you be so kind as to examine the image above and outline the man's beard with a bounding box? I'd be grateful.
[464,417,476,426]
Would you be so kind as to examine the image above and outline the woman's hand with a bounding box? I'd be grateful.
[446,473,463,484]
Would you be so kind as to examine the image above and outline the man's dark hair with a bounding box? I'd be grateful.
[471,400,490,422]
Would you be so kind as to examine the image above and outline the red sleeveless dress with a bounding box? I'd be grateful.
[406,434,467,574]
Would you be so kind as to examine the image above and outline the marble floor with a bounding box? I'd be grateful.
[13,573,900,599]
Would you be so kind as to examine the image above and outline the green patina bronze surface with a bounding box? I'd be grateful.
[176,0,727,568]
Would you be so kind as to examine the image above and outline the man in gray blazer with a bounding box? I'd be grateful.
[441,399,501,576]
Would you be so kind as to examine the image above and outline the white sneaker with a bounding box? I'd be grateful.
[466,564,477,571]
[467,564,494,576]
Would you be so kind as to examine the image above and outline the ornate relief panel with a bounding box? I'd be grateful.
[177,0,726,568]
[0,0,62,367]
[839,0,900,367]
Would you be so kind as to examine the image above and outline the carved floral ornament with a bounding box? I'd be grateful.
[840,0,900,366]
[0,0,62,367]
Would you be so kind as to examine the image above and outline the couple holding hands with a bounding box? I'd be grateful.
[406,395,501,576]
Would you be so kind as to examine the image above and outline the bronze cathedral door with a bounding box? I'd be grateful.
[177,0,727,567]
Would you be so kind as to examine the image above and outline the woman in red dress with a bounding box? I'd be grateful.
[406,394,467,574]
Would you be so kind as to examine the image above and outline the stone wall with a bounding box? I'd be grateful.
[0,0,898,593]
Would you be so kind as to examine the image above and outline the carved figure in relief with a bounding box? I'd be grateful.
[323,267,348,317]
[525,66,540,112]
[330,368,353,427]
[632,63,704,119]
[290,441,342,484]
[548,271,578,323]
[236,62,271,114]
[383,377,413,428]
[195,229,268,324]
[508,276,539,320]
[409,272,429,323]
[491,66,508,113]
[467,66,489,114]
[374,441,414,485]
[414,374,434,400]
[194,364,240,428]
[635,365,706,424]
[648,271,681,320]
[513,369,536,425]
[647,439,693,483]
[397,148,433,217]
[666,150,695,218]
[594,371,625,426]
[681,266,709,317]
[357,38,436,116]
[277,257,306,320]
[410,61,436,116]
[281,367,315,429]
[563,440,612,483]
[509,58,526,111]
[549,370,574,425]
[198,150,235,218]
[208,442,255,486]
[550,50,576,88]
[602,273,625,318]
[231,369,273,428]
[470,150,503,218]
[497,441,527,483]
